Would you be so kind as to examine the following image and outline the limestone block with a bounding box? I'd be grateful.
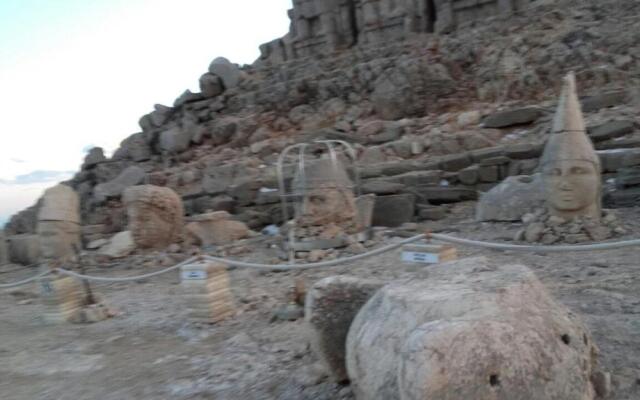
[123,185,184,249]
[39,275,84,323]
[346,257,600,400]
[181,262,235,323]
[476,174,545,222]
[305,276,383,382]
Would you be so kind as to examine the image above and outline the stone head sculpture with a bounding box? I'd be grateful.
[540,72,601,221]
[37,184,81,263]
[293,157,358,232]
[123,185,184,249]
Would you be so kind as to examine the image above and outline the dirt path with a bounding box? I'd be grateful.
[1,204,639,399]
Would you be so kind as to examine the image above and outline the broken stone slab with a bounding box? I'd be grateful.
[481,107,543,128]
[185,211,250,246]
[587,120,635,142]
[372,194,415,227]
[306,276,383,382]
[8,234,40,265]
[476,174,545,221]
[581,90,628,113]
[346,257,600,400]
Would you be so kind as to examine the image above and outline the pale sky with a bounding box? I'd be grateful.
[0,0,292,226]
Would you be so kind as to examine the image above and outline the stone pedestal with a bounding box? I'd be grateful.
[39,274,84,323]
[181,262,235,323]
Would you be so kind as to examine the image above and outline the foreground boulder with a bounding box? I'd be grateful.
[346,257,600,400]
[123,185,184,249]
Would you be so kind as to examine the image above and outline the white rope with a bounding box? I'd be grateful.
[430,233,640,252]
[56,256,200,283]
[0,270,51,289]
[52,234,427,282]
[202,234,428,271]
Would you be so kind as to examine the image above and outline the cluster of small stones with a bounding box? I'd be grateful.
[516,209,626,244]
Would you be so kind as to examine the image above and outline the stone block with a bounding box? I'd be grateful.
[39,275,84,323]
[181,262,235,324]
[469,146,505,163]
[505,143,543,159]
[479,155,510,166]
[185,211,249,246]
[98,231,135,258]
[305,276,383,382]
[588,120,635,142]
[597,149,631,172]
[478,165,499,183]
[208,57,242,90]
[361,180,405,195]
[417,205,448,221]
[481,107,542,128]
[458,165,479,185]
[93,166,146,202]
[414,186,477,204]
[439,153,472,172]
[581,90,628,112]
[372,194,415,227]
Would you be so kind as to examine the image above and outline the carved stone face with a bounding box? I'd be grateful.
[37,221,81,262]
[542,160,600,220]
[299,186,357,229]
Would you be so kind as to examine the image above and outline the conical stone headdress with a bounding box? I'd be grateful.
[539,72,600,170]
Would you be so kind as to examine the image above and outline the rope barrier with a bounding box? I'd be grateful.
[0,270,51,289]
[56,257,200,283]
[430,233,640,253]
[4,231,640,288]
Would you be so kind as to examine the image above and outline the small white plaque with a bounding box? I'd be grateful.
[401,251,440,264]
[181,270,208,280]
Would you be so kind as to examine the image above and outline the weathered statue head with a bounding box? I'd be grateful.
[540,72,601,221]
[293,158,358,232]
[37,184,81,263]
[123,185,184,249]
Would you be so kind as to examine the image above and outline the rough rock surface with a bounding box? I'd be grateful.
[122,185,184,249]
[0,230,8,265]
[8,234,41,265]
[93,166,146,202]
[476,174,545,221]
[305,276,382,382]
[346,257,600,400]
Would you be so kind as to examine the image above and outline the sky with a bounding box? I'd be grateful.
[0,0,292,226]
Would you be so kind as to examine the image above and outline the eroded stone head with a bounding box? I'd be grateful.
[37,184,81,263]
[540,73,601,221]
[123,185,184,249]
[293,158,358,232]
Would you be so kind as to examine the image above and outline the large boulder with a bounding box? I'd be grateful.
[93,166,146,202]
[208,57,242,90]
[8,234,40,265]
[346,257,601,400]
[372,194,415,227]
[476,174,545,221]
[199,73,224,98]
[305,276,383,382]
[123,185,184,249]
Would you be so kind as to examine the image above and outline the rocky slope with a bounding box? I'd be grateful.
[4,0,640,247]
